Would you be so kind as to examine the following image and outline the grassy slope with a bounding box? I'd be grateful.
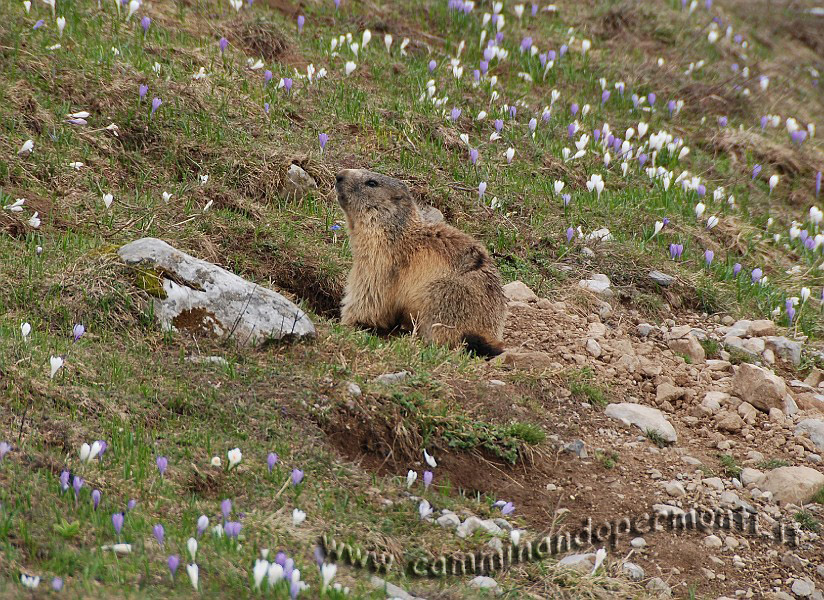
[1,0,823,597]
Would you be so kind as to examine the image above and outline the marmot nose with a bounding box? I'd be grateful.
[336,174,345,184]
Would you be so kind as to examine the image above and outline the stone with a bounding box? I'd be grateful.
[373,371,410,385]
[703,477,725,491]
[456,516,484,538]
[747,320,777,337]
[284,164,318,198]
[370,576,426,600]
[630,537,647,548]
[637,323,655,337]
[737,402,758,423]
[716,411,745,433]
[498,350,555,370]
[792,579,815,598]
[502,281,538,302]
[769,408,785,423]
[623,562,645,581]
[586,338,602,358]
[558,553,595,572]
[759,467,824,504]
[419,205,444,225]
[725,320,752,339]
[605,403,677,443]
[469,577,501,594]
[646,577,672,598]
[665,481,686,497]
[666,325,706,363]
[732,363,787,412]
[346,382,362,396]
[702,392,727,413]
[563,439,588,459]
[657,382,687,404]
[804,369,824,388]
[118,238,315,345]
[740,468,765,487]
[436,514,461,529]
[764,336,803,366]
[653,504,684,517]
[579,274,612,296]
[703,534,723,548]
[588,322,607,338]
[796,419,824,451]
[649,270,674,286]
[185,355,229,367]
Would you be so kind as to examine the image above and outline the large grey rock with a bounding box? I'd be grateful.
[605,403,677,443]
[283,164,317,199]
[764,336,803,366]
[759,467,824,505]
[578,274,612,296]
[666,325,705,363]
[796,419,824,452]
[118,238,315,345]
[369,576,426,600]
[732,363,787,412]
[649,270,674,286]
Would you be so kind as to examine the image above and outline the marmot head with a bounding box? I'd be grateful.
[335,169,418,234]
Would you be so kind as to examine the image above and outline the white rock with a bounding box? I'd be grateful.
[605,403,677,443]
[579,274,612,296]
[796,419,824,451]
[502,281,538,302]
[791,579,815,598]
[760,467,824,504]
[118,238,315,345]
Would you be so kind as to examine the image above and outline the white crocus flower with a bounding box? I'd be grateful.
[187,538,198,561]
[406,470,417,488]
[49,355,64,379]
[292,508,306,526]
[344,61,356,76]
[186,564,198,591]
[423,449,437,468]
[227,447,242,469]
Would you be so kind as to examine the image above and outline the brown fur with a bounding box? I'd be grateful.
[335,169,507,356]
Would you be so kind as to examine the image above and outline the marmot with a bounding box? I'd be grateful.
[335,168,507,357]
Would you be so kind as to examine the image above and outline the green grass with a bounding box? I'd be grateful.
[793,511,821,533]
[567,367,609,408]
[719,454,743,478]
[757,459,789,471]
[645,430,669,448]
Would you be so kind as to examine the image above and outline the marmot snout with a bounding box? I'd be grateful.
[335,168,507,357]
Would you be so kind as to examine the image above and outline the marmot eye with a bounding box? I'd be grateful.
[365,179,379,188]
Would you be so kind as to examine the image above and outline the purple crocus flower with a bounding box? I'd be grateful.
[0,442,10,461]
[334,0,340,9]
[264,102,270,114]
[601,90,611,105]
[168,555,180,579]
[156,456,167,476]
[479,60,488,74]
[593,129,601,141]
[539,53,547,68]
[33,19,45,30]
[548,50,556,61]
[801,230,809,243]
[631,94,639,109]
[816,171,822,198]
[663,217,670,226]
[141,16,151,34]
[51,577,63,591]
[704,249,714,265]
[567,123,576,138]
[264,70,273,85]
[734,34,742,44]
[153,524,165,546]
[219,37,228,53]
[787,301,796,323]
[495,32,504,43]
[96,441,107,459]
[221,498,232,520]
[760,116,768,130]
[570,103,578,116]
[791,130,807,145]
[520,36,532,52]
[501,502,515,515]
[696,185,706,197]
[805,237,816,250]
[92,489,101,510]
[639,153,648,166]
[562,194,571,206]
[648,93,656,106]
[283,78,293,93]
[225,521,242,538]
[275,552,287,567]
[423,470,433,488]
[112,512,124,535]
[290,579,301,599]
[73,476,83,498]
[731,63,739,73]
[428,59,436,72]
[667,100,676,116]
[478,182,487,198]
[532,3,538,16]
[127,499,137,511]
[139,84,148,100]
[483,47,495,62]
[150,97,162,117]
[566,227,574,243]
[469,148,478,165]
[450,107,461,121]
[559,44,568,56]
[472,69,480,82]
[59,470,70,491]
[718,116,728,127]
[72,324,85,342]
[291,468,304,485]
[297,15,305,33]
[267,452,279,471]
[314,545,325,567]
[732,263,742,276]
[752,164,762,179]
[509,106,517,119]
[494,119,503,133]
[751,268,763,283]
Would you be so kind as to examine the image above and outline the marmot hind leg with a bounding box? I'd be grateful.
[417,279,504,357]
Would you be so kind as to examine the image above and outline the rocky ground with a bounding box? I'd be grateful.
[450,275,824,599]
